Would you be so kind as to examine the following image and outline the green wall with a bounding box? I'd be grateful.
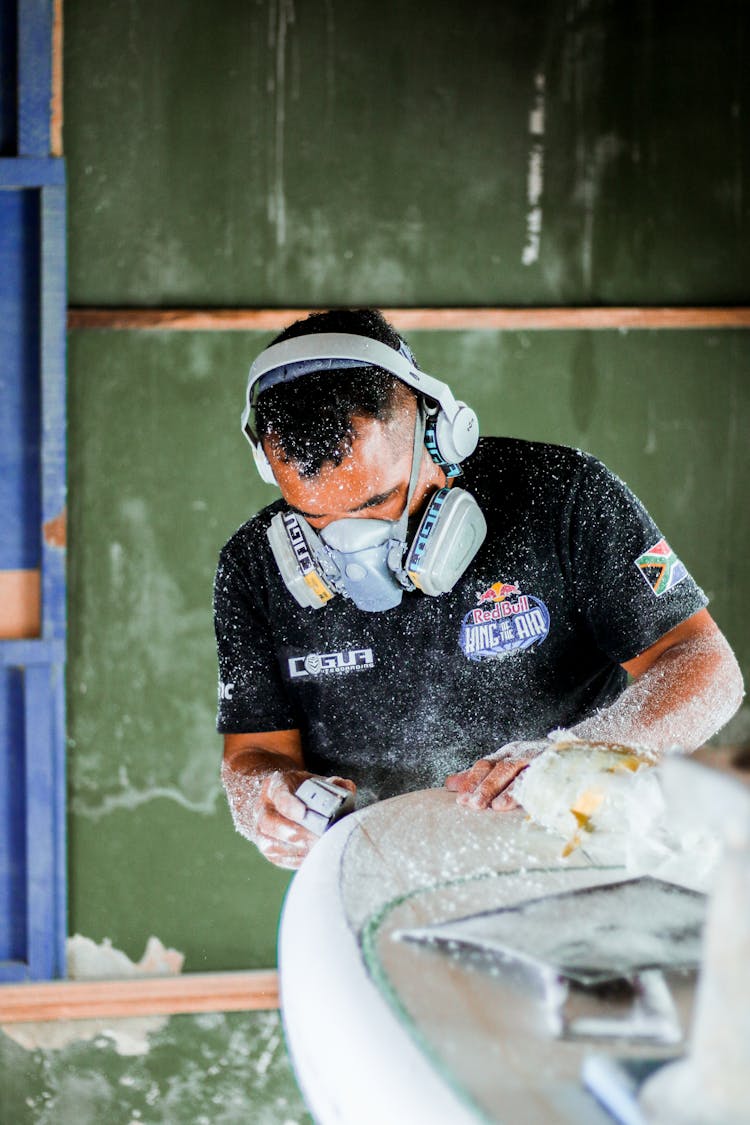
[65,0,748,306]
[1,1010,311,1124]
[64,0,749,972]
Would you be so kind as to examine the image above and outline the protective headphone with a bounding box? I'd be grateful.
[241,333,486,608]
[241,332,479,484]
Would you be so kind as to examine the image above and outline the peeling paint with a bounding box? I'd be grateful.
[522,73,546,266]
[68,494,220,818]
[1,1009,310,1125]
[42,506,67,549]
[267,0,297,250]
[69,779,222,821]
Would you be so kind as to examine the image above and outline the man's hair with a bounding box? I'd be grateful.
[254,308,415,478]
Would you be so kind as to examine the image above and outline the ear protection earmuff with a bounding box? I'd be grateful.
[240,332,479,485]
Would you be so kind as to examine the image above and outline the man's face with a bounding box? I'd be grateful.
[263,395,446,531]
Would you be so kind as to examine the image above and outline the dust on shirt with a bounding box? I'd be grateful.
[213,438,707,805]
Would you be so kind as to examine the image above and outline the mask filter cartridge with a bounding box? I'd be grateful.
[406,487,487,597]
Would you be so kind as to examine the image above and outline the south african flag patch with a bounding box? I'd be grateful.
[635,538,688,597]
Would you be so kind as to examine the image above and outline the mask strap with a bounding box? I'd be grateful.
[386,401,427,582]
[391,402,425,546]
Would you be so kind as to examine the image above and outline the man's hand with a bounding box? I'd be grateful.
[221,729,357,869]
[255,770,356,869]
[254,768,316,868]
[224,762,357,870]
[444,740,550,811]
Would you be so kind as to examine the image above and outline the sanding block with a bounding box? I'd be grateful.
[295,778,356,836]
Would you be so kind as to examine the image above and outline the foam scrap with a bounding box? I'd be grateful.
[512,741,721,888]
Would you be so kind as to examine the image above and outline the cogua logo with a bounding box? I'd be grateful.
[289,648,375,679]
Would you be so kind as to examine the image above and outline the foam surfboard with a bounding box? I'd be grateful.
[278,789,697,1124]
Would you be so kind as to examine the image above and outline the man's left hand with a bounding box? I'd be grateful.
[444,740,549,811]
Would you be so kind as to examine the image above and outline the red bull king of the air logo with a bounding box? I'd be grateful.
[459,581,550,661]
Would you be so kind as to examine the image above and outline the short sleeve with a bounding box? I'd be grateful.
[213,547,299,734]
[568,455,708,664]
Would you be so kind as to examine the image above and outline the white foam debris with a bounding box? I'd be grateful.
[511,742,721,888]
[1,935,184,1055]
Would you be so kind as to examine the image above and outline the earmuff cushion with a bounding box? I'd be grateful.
[253,443,278,485]
[433,404,479,465]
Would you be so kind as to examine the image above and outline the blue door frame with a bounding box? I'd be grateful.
[0,0,67,981]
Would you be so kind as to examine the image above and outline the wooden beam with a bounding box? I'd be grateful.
[51,0,64,157]
[67,306,750,332]
[0,970,280,1023]
[389,307,750,331]
[0,570,41,640]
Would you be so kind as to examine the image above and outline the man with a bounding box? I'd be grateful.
[215,308,743,869]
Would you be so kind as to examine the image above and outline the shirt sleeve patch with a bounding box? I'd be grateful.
[634,538,688,597]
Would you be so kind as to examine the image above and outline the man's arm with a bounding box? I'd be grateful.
[574,608,743,748]
[446,609,744,811]
[222,729,356,869]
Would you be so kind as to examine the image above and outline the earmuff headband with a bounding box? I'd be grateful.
[242,332,479,484]
[243,333,461,431]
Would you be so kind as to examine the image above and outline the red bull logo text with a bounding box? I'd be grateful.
[471,595,530,623]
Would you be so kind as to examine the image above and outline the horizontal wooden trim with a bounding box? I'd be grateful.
[67,306,750,332]
[381,307,750,331]
[0,569,41,640]
[0,970,279,1023]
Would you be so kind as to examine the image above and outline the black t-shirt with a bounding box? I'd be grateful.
[214,438,707,805]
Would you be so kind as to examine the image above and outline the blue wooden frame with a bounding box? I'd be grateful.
[0,642,65,981]
[0,0,67,981]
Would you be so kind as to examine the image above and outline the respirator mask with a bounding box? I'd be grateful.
[241,333,487,612]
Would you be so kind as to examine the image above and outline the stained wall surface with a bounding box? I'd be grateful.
[0,1009,311,1124]
[65,0,749,306]
[64,0,749,971]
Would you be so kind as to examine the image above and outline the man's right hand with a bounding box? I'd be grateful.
[221,730,356,869]
[254,768,317,868]
[255,770,356,869]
